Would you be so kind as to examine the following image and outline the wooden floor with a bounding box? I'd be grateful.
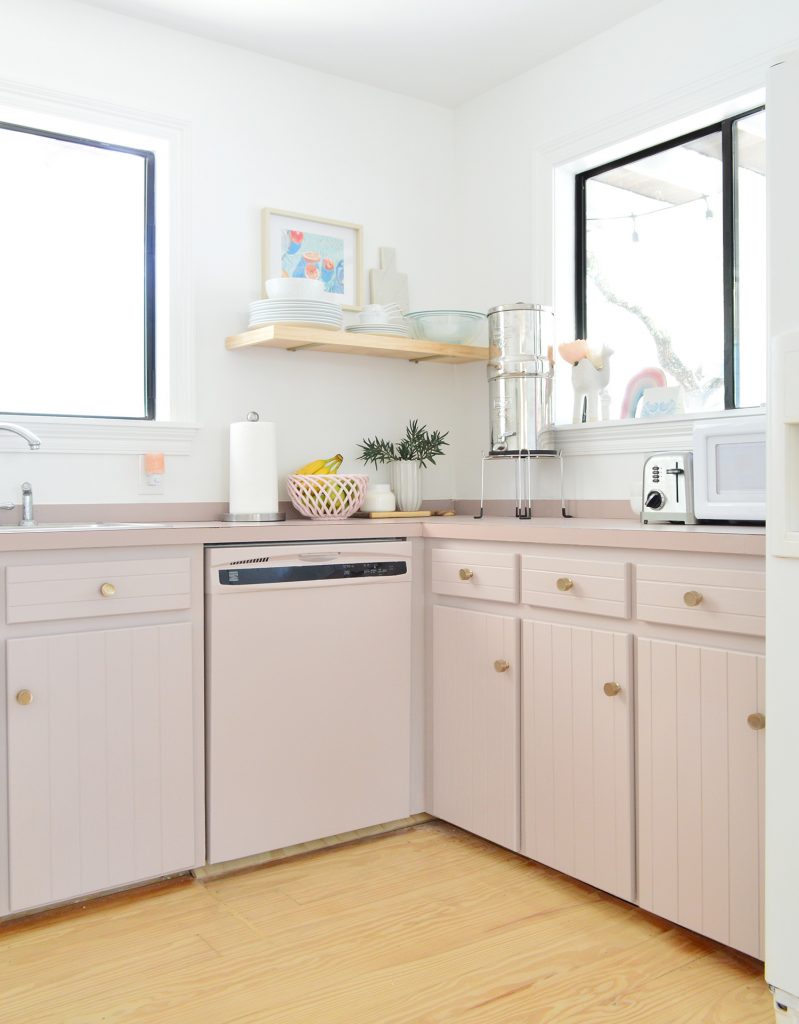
[0,821,773,1023]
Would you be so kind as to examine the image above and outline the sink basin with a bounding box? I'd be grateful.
[0,522,175,534]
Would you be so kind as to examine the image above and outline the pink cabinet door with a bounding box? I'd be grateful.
[432,606,520,851]
[6,623,197,913]
[522,620,634,901]
[637,638,765,958]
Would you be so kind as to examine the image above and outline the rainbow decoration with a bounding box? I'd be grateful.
[621,367,667,419]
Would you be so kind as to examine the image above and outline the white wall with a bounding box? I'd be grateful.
[3,0,799,508]
[449,0,799,501]
[0,0,461,506]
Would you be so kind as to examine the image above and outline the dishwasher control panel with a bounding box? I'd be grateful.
[219,560,408,585]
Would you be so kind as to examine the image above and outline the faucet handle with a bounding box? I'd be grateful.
[0,503,14,511]
[19,481,35,527]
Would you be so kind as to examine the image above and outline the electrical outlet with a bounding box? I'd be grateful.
[138,454,165,495]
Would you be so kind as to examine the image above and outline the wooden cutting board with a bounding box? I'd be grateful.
[354,509,456,519]
[369,248,410,314]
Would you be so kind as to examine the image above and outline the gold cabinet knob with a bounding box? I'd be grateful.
[603,681,622,697]
[556,577,574,592]
[16,689,33,706]
[100,582,117,598]
[747,712,766,731]
[459,568,474,581]
[683,590,703,607]
[494,659,510,673]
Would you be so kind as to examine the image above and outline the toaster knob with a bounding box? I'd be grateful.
[645,489,666,510]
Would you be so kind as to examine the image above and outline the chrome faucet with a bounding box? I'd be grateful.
[20,482,35,527]
[0,422,41,449]
[0,423,41,523]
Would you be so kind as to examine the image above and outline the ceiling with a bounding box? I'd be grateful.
[75,0,665,107]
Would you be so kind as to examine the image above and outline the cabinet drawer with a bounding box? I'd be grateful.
[521,555,630,619]
[635,564,764,637]
[431,548,517,604]
[6,557,191,624]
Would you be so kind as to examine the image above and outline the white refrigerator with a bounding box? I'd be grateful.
[767,51,799,1021]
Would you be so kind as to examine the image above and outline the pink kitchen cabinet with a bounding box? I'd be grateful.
[637,638,765,958]
[6,623,197,913]
[521,620,635,901]
[432,605,520,851]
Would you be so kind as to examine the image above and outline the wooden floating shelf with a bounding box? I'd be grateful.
[225,323,489,364]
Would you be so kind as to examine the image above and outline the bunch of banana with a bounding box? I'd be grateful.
[295,453,343,475]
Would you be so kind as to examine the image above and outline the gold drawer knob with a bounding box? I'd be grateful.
[747,712,766,731]
[603,682,622,697]
[100,582,117,598]
[556,577,574,592]
[16,689,33,706]
[683,590,703,607]
[494,659,510,673]
[459,568,474,581]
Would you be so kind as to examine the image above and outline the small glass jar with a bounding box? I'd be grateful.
[361,482,397,513]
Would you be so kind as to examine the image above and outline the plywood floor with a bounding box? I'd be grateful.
[0,821,773,1023]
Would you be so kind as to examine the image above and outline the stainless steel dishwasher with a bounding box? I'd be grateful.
[205,539,412,865]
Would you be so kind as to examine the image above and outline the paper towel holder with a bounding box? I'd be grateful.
[221,411,287,523]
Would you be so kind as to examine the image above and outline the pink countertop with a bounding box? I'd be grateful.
[423,516,766,555]
[0,515,766,556]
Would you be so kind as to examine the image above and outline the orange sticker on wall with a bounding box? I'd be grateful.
[143,452,165,474]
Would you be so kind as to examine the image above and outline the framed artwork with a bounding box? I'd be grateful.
[261,208,363,311]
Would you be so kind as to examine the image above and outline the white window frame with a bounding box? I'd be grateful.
[0,77,196,455]
[533,65,766,456]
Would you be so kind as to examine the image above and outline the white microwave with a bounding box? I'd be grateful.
[692,415,766,522]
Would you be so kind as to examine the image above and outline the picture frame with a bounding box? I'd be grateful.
[261,208,363,311]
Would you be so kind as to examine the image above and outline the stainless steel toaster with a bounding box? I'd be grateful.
[641,452,698,525]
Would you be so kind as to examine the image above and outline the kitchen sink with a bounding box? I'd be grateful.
[0,522,175,533]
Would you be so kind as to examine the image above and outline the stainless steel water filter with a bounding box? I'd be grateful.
[487,303,555,454]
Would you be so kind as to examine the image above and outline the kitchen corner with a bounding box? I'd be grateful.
[0,1,790,1021]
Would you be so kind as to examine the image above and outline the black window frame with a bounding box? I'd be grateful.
[574,105,765,411]
[0,119,156,421]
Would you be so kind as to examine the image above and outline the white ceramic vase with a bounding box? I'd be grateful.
[390,460,422,512]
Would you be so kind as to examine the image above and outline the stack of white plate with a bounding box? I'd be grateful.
[345,302,410,337]
[248,298,343,331]
[346,322,410,337]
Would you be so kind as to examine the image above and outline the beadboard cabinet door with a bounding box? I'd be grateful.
[432,605,520,851]
[637,638,765,958]
[6,623,197,913]
[521,621,635,901]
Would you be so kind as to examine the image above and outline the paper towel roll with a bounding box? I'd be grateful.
[229,419,279,515]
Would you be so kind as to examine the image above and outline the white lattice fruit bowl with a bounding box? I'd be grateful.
[287,474,368,520]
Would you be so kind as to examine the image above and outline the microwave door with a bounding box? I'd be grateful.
[693,418,766,521]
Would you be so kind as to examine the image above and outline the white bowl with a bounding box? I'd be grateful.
[406,310,486,345]
[265,277,326,300]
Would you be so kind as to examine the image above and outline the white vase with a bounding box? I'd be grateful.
[390,461,422,512]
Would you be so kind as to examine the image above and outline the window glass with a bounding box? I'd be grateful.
[0,124,153,418]
[583,131,725,420]
[735,109,767,409]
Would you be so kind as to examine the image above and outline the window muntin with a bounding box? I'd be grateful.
[574,107,765,421]
[0,122,155,419]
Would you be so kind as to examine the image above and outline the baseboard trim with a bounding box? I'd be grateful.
[195,812,435,881]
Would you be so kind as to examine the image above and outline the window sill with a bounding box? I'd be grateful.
[551,406,765,456]
[0,418,199,455]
